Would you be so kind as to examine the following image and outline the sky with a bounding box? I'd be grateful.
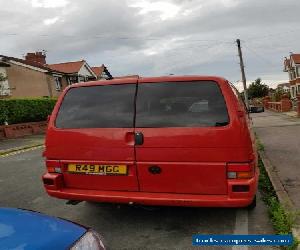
[1,0,299,90]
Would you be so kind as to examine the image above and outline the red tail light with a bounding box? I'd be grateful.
[46,160,62,173]
[227,162,254,179]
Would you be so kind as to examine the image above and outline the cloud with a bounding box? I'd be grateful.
[0,0,299,85]
[129,0,181,20]
[43,17,59,25]
[29,0,69,8]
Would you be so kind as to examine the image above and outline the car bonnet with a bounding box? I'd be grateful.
[0,207,87,250]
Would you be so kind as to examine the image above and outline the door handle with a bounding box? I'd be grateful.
[135,132,144,145]
[148,166,162,174]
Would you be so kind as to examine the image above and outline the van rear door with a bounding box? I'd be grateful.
[135,77,242,195]
[46,81,139,191]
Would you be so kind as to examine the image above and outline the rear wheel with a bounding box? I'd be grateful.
[247,195,256,210]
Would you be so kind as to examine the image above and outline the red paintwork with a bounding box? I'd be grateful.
[43,76,258,207]
[44,171,258,207]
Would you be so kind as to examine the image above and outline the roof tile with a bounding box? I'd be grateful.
[91,66,104,76]
[291,54,300,64]
[47,60,85,74]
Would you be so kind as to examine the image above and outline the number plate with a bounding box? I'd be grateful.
[68,164,127,175]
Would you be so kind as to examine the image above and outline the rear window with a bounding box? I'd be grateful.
[136,81,229,127]
[55,84,136,128]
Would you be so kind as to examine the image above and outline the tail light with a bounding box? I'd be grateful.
[46,160,62,173]
[227,162,254,179]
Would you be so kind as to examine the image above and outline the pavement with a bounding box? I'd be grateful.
[0,138,277,249]
[0,134,45,154]
[252,110,300,210]
[252,110,300,248]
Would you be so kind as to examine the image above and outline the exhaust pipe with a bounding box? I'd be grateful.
[66,200,82,205]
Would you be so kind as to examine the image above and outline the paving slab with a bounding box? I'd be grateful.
[252,110,300,209]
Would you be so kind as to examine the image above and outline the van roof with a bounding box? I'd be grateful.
[68,75,228,89]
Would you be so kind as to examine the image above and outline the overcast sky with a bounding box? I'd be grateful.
[1,0,299,90]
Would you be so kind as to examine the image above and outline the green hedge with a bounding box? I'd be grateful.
[0,98,57,125]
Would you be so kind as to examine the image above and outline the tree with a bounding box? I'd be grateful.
[247,78,269,99]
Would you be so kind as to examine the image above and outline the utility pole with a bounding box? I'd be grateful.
[236,39,249,109]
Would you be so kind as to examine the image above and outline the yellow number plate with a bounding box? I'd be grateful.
[68,164,127,175]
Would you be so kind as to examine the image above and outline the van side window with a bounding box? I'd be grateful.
[55,84,136,128]
[136,81,229,127]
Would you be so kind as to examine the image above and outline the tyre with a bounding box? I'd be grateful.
[247,195,256,210]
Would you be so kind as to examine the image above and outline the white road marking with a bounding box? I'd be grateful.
[232,209,249,250]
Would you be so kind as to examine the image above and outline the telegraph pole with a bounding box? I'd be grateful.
[236,39,249,109]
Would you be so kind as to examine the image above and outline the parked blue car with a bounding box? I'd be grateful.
[0,208,105,250]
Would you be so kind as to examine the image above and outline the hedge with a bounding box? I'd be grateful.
[0,98,57,125]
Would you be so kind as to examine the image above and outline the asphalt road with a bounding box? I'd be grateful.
[0,147,277,250]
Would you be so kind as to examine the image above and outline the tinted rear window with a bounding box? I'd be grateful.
[136,81,229,127]
[55,84,136,128]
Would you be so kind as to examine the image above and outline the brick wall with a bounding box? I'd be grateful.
[0,121,47,139]
[263,95,292,112]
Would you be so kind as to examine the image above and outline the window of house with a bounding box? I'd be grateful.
[55,77,62,91]
[291,86,296,98]
[297,67,300,77]
[293,69,296,79]
[69,76,78,84]
[297,85,300,93]
[78,76,85,82]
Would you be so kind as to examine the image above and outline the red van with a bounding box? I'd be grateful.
[42,76,258,208]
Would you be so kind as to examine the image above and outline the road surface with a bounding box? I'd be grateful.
[0,147,276,250]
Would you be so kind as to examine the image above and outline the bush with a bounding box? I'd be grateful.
[0,98,57,125]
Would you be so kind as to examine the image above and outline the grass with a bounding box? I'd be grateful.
[258,157,299,249]
[256,138,265,152]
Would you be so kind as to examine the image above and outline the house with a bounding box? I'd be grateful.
[0,52,113,98]
[47,60,97,85]
[0,53,61,98]
[277,82,290,93]
[283,54,300,99]
[0,61,10,96]
[47,61,113,90]
[91,65,113,80]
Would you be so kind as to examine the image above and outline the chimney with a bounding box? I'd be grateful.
[25,51,46,65]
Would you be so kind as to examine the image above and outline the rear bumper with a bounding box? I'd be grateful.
[42,172,258,208]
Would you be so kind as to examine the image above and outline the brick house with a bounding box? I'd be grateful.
[91,65,113,80]
[277,82,290,93]
[0,52,113,98]
[47,61,112,91]
[0,53,61,98]
[283,54,300,99]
